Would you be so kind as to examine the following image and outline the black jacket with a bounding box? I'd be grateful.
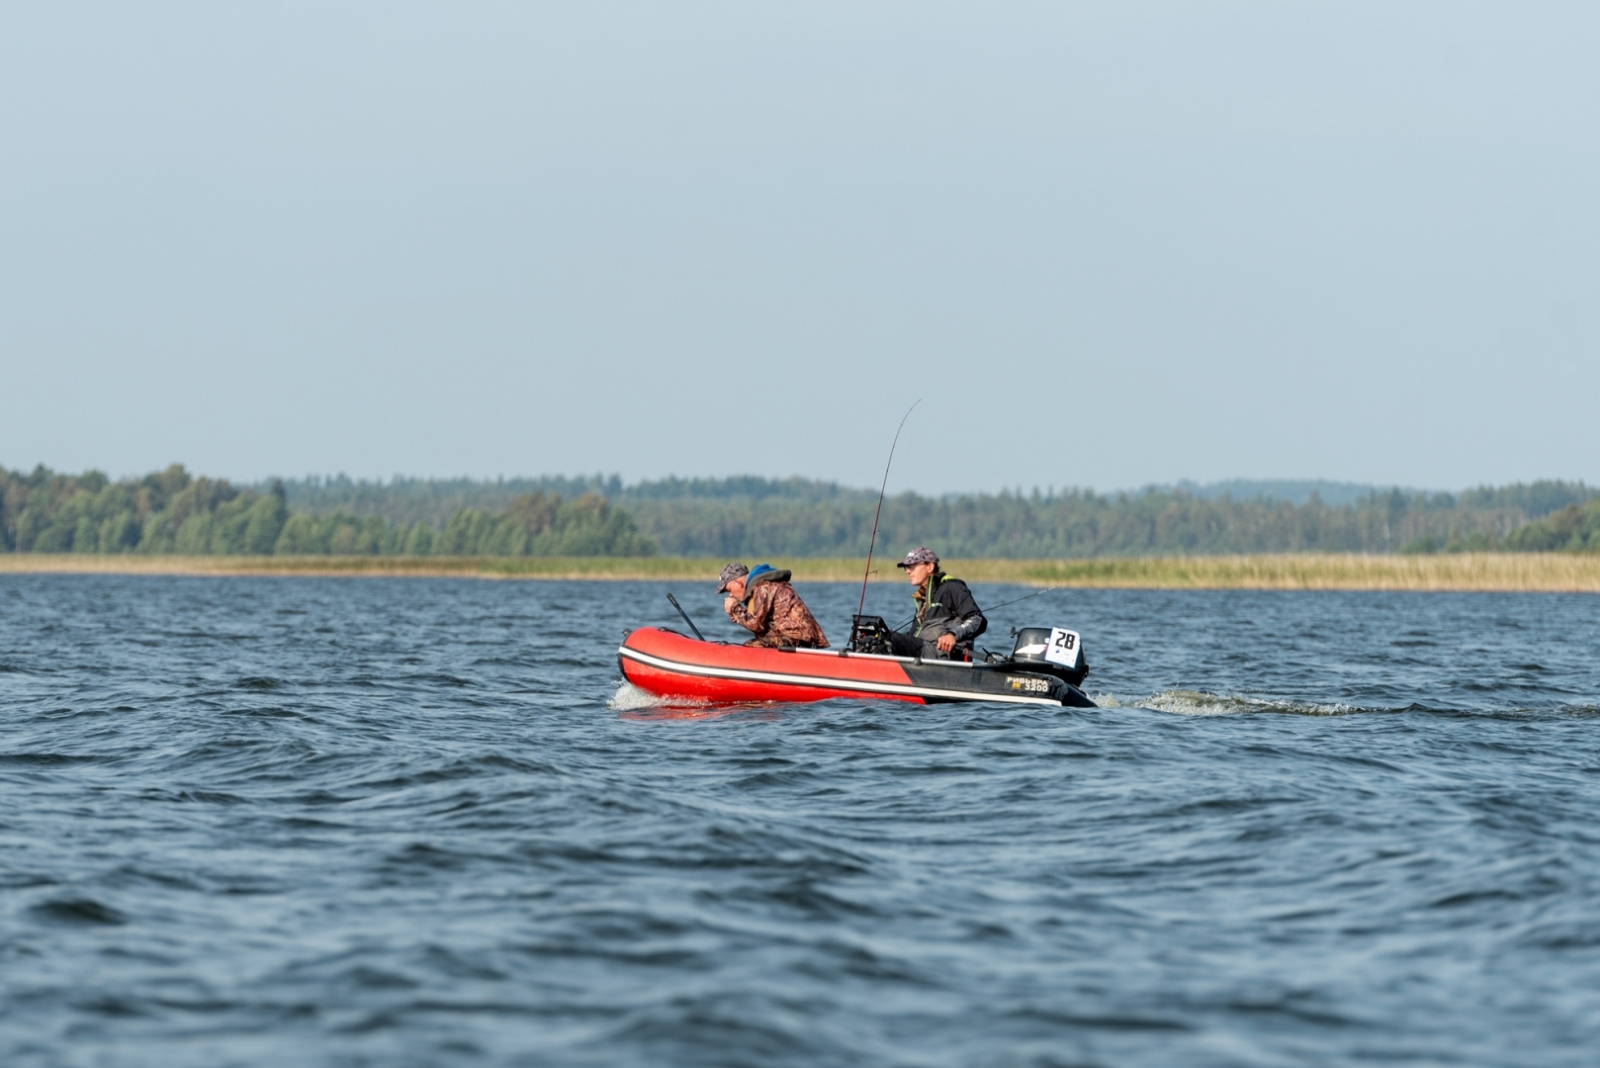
[911,573,987,651]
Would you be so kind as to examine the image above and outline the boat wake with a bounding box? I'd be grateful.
[1096,689,1361,717]
[610,681,692,711]
[610,681,741,720]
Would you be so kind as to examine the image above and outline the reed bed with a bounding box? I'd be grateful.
[5,553,1600,591]
[987,553,1600,592]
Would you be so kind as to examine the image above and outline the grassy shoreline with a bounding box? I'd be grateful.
[3,553,1599,591]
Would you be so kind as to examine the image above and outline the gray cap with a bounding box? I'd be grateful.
[895,546,939,568]
[716,561,749,592]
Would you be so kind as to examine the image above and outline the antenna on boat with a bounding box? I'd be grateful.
[855,400,920,624]
[665,593,707,642]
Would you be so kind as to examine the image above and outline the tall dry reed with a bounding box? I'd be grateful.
[5,553,1600,591]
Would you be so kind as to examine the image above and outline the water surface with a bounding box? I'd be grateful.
[3,575,1598,1066]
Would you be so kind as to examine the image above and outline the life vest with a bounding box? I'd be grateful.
[741,563,788,609]
[912,572,947,637]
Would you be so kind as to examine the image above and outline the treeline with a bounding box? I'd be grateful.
[1492,499,1600,553]
[6,466,1597,557]
[0,465,655,556]
[277,474,624,529]
[618,482,1599,557]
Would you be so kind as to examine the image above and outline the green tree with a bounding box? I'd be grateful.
[244,487,288,554]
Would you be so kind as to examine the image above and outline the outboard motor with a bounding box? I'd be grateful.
[1008,626,1089,687]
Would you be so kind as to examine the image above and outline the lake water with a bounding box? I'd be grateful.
[3,574,1598,1067]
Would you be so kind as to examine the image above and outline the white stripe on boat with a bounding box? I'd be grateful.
[618,645,1064,707]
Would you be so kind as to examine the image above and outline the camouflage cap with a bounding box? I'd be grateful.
[895,546,940,569]
[716,562,750,592]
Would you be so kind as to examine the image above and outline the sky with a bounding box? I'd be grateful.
[2,1,1596,495]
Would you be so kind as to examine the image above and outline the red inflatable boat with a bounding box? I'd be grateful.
[618,625,1095,708]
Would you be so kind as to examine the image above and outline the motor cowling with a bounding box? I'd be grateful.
[1008,626,1089,687]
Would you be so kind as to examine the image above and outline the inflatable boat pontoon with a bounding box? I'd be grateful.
[618,620,1095,708]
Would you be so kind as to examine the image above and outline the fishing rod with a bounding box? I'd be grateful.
[874,588,1059,641]
[983,584,1066,613]
[665,593,707,642]
[879,572,1064,629]
[884,587,1062,637]
[855,400,920,623]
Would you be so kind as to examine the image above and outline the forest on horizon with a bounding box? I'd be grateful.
[3,464,1599,558]
[0,465,653,558]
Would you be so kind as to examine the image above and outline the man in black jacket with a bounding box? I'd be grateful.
[886,547,987,660]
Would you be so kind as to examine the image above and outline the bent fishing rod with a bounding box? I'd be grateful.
[855,400,921,622]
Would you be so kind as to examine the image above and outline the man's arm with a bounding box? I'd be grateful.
[726,584,776,634]
[941,580,987,642]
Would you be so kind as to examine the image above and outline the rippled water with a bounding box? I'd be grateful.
[3,574,1599,1067]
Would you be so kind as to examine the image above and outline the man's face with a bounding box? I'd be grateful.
[724,577,747,599]
[904,561,936,586]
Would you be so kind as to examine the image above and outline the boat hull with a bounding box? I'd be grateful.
[618,627,1095,708]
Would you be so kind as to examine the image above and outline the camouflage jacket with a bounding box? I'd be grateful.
[726,570,829,648]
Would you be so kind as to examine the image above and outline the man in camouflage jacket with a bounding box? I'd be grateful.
[717,562,829,649]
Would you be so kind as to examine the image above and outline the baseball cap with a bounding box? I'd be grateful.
[716,562,749,592]
[895,547,939,569]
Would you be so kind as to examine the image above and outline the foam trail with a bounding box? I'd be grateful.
[609,681,675,711]
[1097,690,1360,717]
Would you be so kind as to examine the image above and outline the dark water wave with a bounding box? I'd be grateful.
[3,576,1599,1067]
